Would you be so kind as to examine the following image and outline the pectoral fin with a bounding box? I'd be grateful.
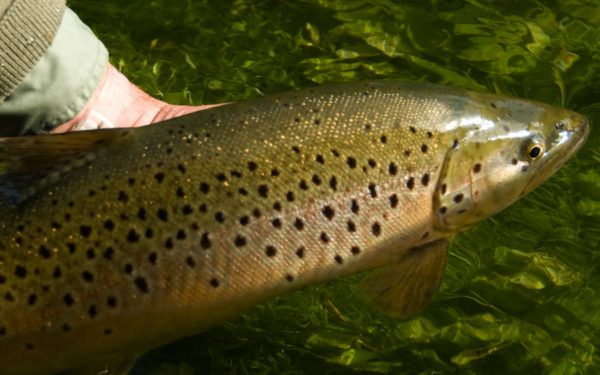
[359,238,449,318]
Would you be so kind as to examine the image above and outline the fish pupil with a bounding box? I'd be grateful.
[529,146,541,158]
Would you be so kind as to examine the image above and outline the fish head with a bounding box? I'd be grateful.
[434,92,589,232]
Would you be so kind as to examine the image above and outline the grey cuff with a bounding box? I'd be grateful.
[0,0,66,101]
[0,7,108,135]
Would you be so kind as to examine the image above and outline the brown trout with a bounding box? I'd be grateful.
[0,81,588,374]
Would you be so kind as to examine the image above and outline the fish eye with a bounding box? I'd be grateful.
[527,143,544,160]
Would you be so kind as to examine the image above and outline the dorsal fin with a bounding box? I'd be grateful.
[0,128,132,204]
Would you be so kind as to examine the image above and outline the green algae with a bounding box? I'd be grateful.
[67,0,600,373]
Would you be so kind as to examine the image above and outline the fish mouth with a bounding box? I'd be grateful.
[523,118,589,195]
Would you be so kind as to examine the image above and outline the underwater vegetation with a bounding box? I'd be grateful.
[68,0,600,373]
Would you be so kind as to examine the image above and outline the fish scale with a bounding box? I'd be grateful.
[0,81,587,374]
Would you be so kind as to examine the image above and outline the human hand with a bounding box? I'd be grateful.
[52,64,223,133]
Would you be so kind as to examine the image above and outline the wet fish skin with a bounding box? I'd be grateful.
[0,81,588,374]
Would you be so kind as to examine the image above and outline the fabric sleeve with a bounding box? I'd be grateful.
[0,7,109,135]
[0,0,66,102]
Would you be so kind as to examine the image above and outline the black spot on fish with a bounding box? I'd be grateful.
[334,255,343,264]
[127,229,140,243]
[351,199,359,214]
[285,274,294,282]
[372,222,381,236]
[473,163,482,173]
[88,305,98,319]
[406,177,415,190]
[331,149,340,157]
[86,249,95,259]
[104,219,115,230]
[182,205,193,215]
[454,193,464,203]
[440,206,447,214]
[27,294,37,306]
[265,246,277,257]
[80,225,92,238]
[389,194,399,208]
[404,150,411,157]
[135,277,149,293]
[421,174,430,186]
[39,245,51,259]
[201,233,211,249]
[388,162,398,176]
[210,278,220,288]
[409,126,416,133]
[368,159,377,168]
[421,144,428,153]
[351,246,361,255]
[145,228,154,238]
[347,220,356,233]
[82,271,94,282]
[107,296,117,308]
[148,253,157,264]
[329,176,338,191]
[157,209,168,222]
[238,187,248,196]
[273,202,282,211]
[286,191,295,202]
[368,183,377,198]
[296,247,305,258]
[272,218,282,228]
[176,229,186,240]
[316,154,325,164]
[199,183,210,194]
[215,212,225,223]
[164,238,174,249]
[239,216,250,226]
[322,206,335,220]
[176,187,185,198]
[271,168,280,177]
[118,191,128,202]
[15,265,26,278]
[346,157,357,169]
[258,185,269,198]
[231,170,242,178]
[294,218,304,230]
[186,257,196,268]
[247,161,258,171]
[380,135,387,144]
[103,248,114,260]
[154,172,165,183]
[312,174,322,185]
[512,158,519,165]
[234,235,247,247]
[320,232,330,243]
[63,293,75,306]
[452,139,459,149]
[299,180,309,190]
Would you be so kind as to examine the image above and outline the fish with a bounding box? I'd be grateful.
[0,81,588,375]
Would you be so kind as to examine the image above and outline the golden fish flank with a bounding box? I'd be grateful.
[0,81,588,375]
